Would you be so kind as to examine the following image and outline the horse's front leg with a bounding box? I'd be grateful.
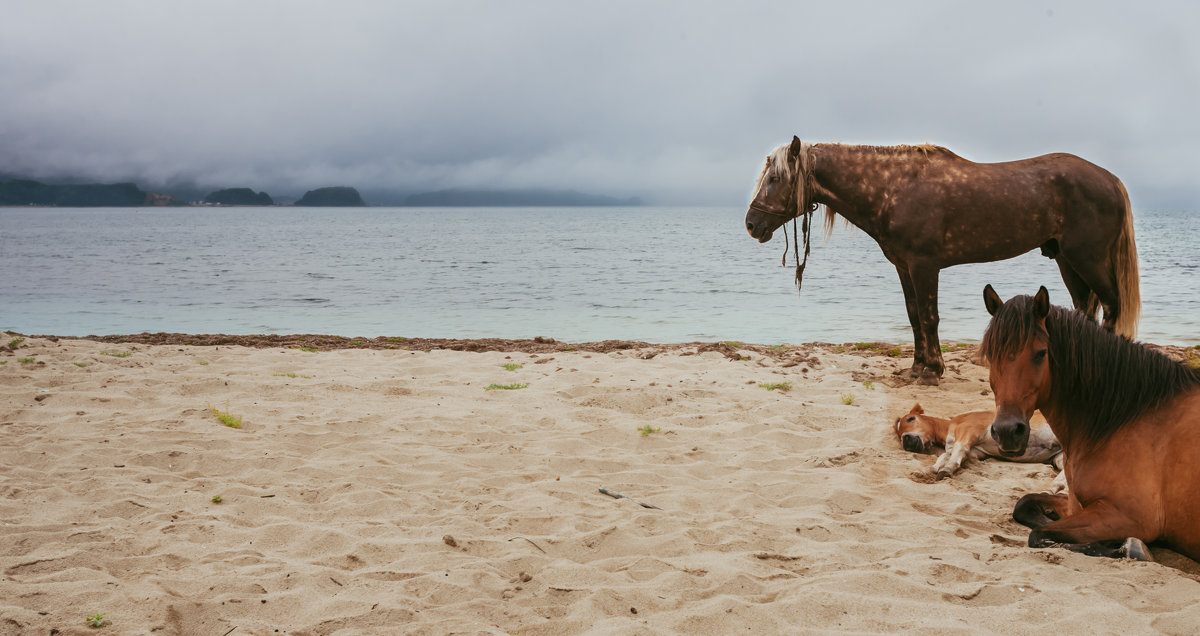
[906,263,943,384]
[1026,499,1154,561]
[894,264,927,379]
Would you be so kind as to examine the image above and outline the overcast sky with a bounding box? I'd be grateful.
[2,1,1197,206]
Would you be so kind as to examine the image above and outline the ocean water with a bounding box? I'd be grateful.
[0,206,1196,345]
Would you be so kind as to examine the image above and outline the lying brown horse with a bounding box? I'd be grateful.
[983,285,1200,561]
[894,403,1062,481]
[745,137,1140,385]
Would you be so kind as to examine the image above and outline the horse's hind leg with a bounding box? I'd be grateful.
[1059,248,1121,330]
[1054,257,1098,321]
[1013,492,1069,529]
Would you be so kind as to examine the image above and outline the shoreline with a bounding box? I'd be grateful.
[3,333,1199,633]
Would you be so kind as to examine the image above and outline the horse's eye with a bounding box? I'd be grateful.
[768,176,779,184]
[1033,349,1047,364]
[906,417,916,423]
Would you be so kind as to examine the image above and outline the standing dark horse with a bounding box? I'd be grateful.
[983,285,1200,561]
[744,137,1140,384]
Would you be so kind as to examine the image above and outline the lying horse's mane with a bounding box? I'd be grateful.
[982,296,1200,449]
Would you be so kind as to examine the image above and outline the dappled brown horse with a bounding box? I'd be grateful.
[983,285,1200,561]
[745,137,1140,385]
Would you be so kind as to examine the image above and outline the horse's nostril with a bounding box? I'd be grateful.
[746,221,755,231]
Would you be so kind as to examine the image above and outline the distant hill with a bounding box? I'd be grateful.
[403,188,642,207]
[0,179,182,207]
[204,187,274,206]
[294,186,366,207]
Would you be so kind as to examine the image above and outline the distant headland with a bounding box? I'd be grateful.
[1,178,640,208]
[294,186,366,207]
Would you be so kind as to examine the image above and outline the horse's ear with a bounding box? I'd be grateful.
[983,284,1003,316]
[789,136,803,157]
[912,402,924,414]
[1032,286,1050,319]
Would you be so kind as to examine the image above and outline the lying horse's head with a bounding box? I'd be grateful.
[745,136,808,243]
[894,403,938,453]
[982,284,1052,457]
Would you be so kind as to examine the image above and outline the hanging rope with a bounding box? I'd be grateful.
[777,144,814,293]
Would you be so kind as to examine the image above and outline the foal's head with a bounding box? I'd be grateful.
[745,136,806,243]
[981,284,1052,456]
[893,403,939,453]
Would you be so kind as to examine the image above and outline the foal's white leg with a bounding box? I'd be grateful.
[938,441,971,476]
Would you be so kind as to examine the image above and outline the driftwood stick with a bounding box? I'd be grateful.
[598,487,662,510]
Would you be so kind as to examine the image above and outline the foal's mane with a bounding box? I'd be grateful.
[982,296,1200,448]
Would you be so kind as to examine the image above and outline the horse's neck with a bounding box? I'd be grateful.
[809,144,937,235]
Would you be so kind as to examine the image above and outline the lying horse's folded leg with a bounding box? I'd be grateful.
[1028,536,1153,561]
[1025,499,1153,560]
[1013,492,1068,529]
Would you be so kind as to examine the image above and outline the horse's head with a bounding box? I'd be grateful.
[894,402,937,453]
[745,136,807,243]
[982,284,1052,457]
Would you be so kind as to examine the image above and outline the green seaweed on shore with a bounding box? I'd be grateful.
[292,346,319,352]
[8,337,24,349]
[101,351,131,358]
[639,424,661,437]
[386,337,406,343]
[210,403,243,428]
[501,363,524,371]
[18,357,35,364]
[74,362,88,367]
[724,341,743,348]
[758,382,792,392]
[485,383,528,390]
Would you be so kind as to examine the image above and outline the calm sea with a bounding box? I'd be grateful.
[0,206,1196,345]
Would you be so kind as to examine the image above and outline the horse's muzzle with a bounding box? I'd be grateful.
[901,433,928,454]
[990,411,1030,457]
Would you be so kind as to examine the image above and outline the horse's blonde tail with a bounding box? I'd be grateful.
[1112,178,1141,339]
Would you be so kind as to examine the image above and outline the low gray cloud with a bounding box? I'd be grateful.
[1,1,1196,207]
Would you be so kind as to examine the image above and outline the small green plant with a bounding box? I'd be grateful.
[501,363,524,371]
[885,348,902,357]
[211,494,223,503]
[102,351,131,358]
[770,344,787,350]
[74,362,88,367]
[8,337,24,348]
[485,383,528,390]
[386,337,406,343]
[639,424,661,437]
[862,381,875,390]
[210,404,243,428]
[0,360,6,365]
[562,345,576,351]
[758,382,792,392]
[840,392,855,405]
[292,346,319,352]
[273,373,298,378]
[18,357,35,364]
[198,360,209,366]
[724,341,743,348]
[853,342,875,351]
[85,613,108,628]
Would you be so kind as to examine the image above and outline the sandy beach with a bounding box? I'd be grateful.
[3,333,1199,635]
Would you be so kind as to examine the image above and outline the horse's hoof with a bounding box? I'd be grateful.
[915,374,940,386]
[1122,537,1154,562]
[935,469,953,480]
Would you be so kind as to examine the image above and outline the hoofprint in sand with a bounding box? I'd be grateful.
[2,335,1199,635]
